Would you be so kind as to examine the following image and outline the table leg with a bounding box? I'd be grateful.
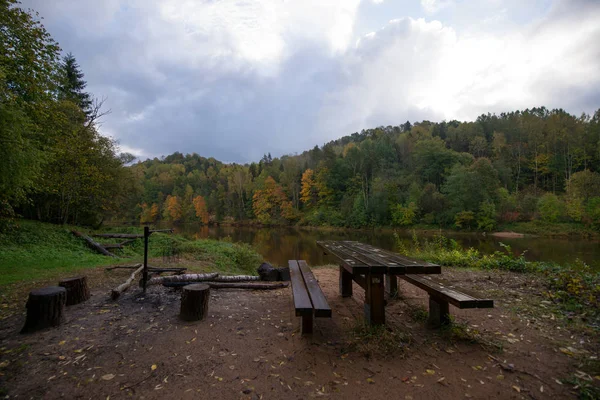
[339,266,353,298]
[384,274,398,298]
[364,273,385,325]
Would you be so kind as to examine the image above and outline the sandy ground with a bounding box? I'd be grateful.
[0,266,597,399]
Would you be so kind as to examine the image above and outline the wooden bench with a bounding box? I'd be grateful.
[400,274,493,327]
[289,260,332,334]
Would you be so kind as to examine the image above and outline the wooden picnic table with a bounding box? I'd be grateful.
[316,240,441,325]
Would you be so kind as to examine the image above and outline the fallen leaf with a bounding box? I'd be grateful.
[425,369,436,375]
[512,386,521,393]
[0,360,9,368]
[58,341,66,346]
[366,378,375,384]
[102,374,115,381]
[496,375,504,380]
[151,364,157,371]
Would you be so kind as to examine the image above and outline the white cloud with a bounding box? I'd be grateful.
[420,0,455,14]
[20,0,600,162]
[319,5,600,139]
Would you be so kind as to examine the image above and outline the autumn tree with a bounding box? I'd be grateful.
[163,195,182,222]
[193,195,209,224]
[252,176,287,224]
[300,169,317,207]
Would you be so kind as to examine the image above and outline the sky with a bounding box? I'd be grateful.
[21,0,600,163]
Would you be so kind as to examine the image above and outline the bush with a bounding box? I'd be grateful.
[391,202,418,226]
[454,211,475,229]
[537,193,562,222]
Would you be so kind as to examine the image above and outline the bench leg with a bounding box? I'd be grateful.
[384,274,398,299]
[339,266,353,298]
[364,273,385,326]
[428,295,450,328]
[301,314,313,334]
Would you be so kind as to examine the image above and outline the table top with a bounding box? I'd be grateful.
[317,240,441,275]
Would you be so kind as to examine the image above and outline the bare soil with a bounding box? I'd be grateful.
[0,266,598,399]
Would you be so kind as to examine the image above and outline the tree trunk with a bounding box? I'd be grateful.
[211,275,260,282]
[164,281,289,290]
[180,283,210,321]
[71,230,117,257]
[21,286,67,333]
[147,272,218,286]
[111,265,144,300]
[58,276,90,305]
[92,233,144,239]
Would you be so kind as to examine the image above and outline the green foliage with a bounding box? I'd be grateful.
[476,201,497,232]
[348,321,410,358]
[391,202,418,226]
[454,211,475,230]
[537,193,562,222]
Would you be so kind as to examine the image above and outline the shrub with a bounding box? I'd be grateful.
[537,193,562,222]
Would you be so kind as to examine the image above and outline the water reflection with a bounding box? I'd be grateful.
[168,224,600,270]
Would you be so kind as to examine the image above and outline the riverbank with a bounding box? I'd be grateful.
[0,220,262,287]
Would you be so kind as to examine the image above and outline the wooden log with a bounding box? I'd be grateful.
[180,283,210,321]
[257,262,280,281]
[111,265,144,300]
[21,286,66,333]
[58,276,90,305]
[211,275,260,282]
[164,281,289,290]
[92,233,144,239]
[105,263,142,271]
[71,230,117,257]
[101,243,123,249]
[147,272,218,286]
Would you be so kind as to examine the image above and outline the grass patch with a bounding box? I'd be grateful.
[564,375,600,400]
[346,321,410,358]
[407,305,428,322]
[396,232,600,326]
[499,221,599,238]
[0,220,263,286]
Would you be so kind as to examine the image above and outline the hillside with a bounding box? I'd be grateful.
[121,108,600,232]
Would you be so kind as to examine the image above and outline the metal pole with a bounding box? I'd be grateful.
[143,226,149,292]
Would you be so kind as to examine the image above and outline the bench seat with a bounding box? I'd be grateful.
[289,260,332,334]
[400,274,493,327]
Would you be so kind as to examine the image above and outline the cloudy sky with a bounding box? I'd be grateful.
[21,0,600,163]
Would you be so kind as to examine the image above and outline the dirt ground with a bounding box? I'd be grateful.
[0,266,598,399]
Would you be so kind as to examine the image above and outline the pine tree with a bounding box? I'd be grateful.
[59,53,92,116]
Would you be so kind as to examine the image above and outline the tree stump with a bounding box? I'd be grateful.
[59,276,90,305]
[21,286,67,334]
[180,283,210,321]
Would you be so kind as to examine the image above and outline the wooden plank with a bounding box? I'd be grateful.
[401,274,479,309]
[317,241,370,273]
[351,241,439,269]
[340,241,407,274]
[353,274,367,290]
[334,242,388,274]
[298,261,332,318]
[288,261,313,316]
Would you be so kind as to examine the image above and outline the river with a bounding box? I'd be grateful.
[166,225,600,271]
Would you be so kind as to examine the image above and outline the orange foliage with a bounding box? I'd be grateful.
[193,195,209,225]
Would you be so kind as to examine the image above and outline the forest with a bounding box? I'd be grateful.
[3,1,600,232]
[1,1,135,229]
[127,108,600,231]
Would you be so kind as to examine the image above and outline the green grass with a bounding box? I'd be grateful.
[347,321,410,358]
[397,232,600,326]
[0,220,263,286]
[499,221,599,238]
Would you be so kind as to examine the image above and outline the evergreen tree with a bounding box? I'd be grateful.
[59,52,92,116]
